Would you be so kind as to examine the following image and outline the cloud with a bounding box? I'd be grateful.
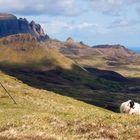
[136,6,140,15]
[76,22,108,34]
[45,21,73,34]
[108,19,140,28]
[88,0,140,16]
[44,20,108,38]
[1,0,140,17]
[89,0,123,15]
[0,0,84,16]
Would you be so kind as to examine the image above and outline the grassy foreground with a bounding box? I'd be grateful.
[0,71,140,140]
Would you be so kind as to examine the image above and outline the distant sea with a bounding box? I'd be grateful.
[129,47,140,53]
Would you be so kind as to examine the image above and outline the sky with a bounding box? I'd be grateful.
[0,0,140,51]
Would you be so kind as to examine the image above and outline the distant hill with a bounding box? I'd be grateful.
[0,13,138,60]
[0,13,49,41]
[43,39,139,62]
[43,39,140,78]
[92,44,136,59]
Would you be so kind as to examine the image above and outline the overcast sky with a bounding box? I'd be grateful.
[0,0,140,49]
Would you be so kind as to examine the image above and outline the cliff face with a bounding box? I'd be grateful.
[0,13,49,41]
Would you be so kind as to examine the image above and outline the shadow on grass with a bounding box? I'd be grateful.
[0,63,139,112]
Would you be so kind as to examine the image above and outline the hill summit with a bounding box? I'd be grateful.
[0,13,49,41]
[92,44,135,58]
[0,13,16,20]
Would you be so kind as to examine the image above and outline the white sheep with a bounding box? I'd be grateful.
[120,100,140,115]
[129,102,140,115]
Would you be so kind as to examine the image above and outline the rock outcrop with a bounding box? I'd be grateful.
[0,34,36,45]
[0,13,49,41]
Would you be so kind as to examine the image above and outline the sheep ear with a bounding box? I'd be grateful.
[130,100,135,108]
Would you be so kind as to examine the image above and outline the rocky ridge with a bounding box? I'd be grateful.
[0,13,49,41]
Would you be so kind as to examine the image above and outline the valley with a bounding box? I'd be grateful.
[0,34,139,113]
[0,13,140,140]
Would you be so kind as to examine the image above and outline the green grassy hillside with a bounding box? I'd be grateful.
[0,41,74,69]
[0,71,140,140]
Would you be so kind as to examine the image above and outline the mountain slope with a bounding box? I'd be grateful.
[0,71,140,140]
[42,38,140,79]
[45,39,137,58]
[0,36,73,69]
